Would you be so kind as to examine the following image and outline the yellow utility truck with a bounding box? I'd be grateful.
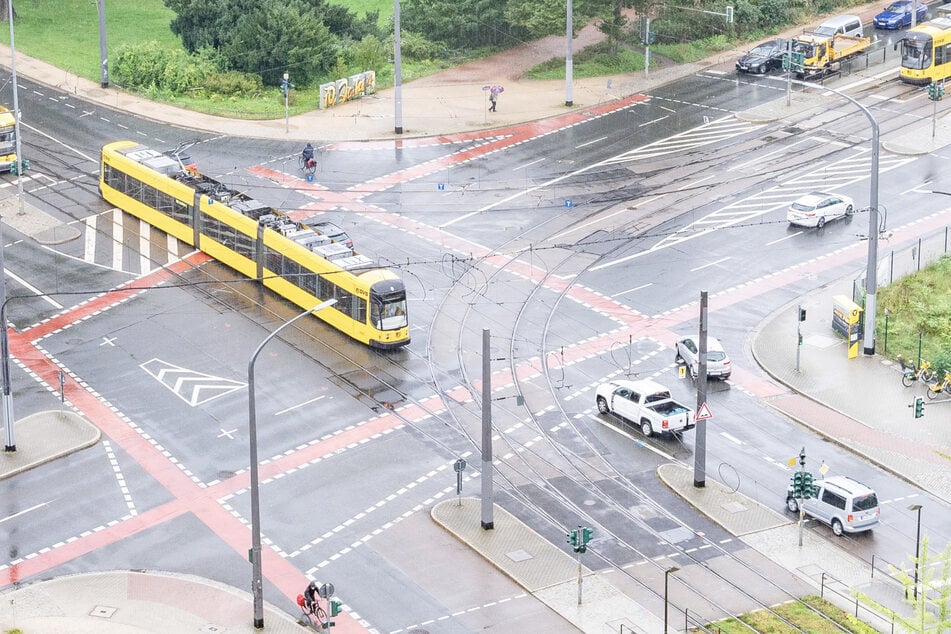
[792,33,871,78]
[0,106,17,172]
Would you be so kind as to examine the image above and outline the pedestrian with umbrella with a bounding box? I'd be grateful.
[485,84,504,112]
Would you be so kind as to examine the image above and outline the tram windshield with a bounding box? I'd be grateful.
[372,297,407,331]
[901,37,930,70]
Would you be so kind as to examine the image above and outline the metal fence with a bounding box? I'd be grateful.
[853,226,951,300]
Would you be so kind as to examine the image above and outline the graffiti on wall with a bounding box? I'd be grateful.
[319,71,376,109]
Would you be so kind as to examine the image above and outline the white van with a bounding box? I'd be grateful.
[786,475,880,536]
[814,14,865,38]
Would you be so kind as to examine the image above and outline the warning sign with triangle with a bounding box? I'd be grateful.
[694,402,713,421]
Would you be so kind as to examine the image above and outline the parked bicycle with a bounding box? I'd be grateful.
[899,356,936,387]
[927,371,951,399]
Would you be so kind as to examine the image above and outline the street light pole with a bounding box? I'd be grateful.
[909,503,923,600]
[664,566,679,633]
[247,299,335,629]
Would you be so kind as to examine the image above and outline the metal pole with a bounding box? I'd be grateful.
[576,547,582,605]
[393,0,403,135]
[97,0,108,88]
[796,304,802,372]
[283,73,289,134]
[645,16,651,79]
[664,566,679,633]
[565,0,573,106]
[1,293,13,452]
[481,328,494,529]
[9,0,23,217]
[910,504,922,600]
[247,299,335,628]
[693,291,707,488]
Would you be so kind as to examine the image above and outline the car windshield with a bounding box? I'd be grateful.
[885,2,905,11]
[750,45,772,55]
[814,27,836,37]
[852,493,878,511]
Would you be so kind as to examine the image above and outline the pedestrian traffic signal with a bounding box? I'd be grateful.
[914,396,925,419]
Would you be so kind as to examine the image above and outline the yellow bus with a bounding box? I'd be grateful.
[899,17,951,85]
[99,141,410,349]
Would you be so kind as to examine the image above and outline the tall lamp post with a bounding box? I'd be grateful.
[247,299,335,628]
[664,566,679,633]
[909,503,923,600]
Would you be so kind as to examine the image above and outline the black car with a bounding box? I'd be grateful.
[735,38,787,74]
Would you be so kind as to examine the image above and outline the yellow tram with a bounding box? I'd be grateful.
[899,18,951,85]
[99,141,409,349]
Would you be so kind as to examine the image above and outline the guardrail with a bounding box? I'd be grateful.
[819,570,899,633]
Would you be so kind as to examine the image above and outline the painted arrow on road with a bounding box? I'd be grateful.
[140,359,246,406]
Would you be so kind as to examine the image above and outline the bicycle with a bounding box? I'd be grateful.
[298,154,317,176]
[927,371,951,399]
[296,596,328,630]
[899,356,936,387]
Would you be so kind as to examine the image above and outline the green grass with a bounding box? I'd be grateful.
[876,255,951,373]
[0,1,180,82]
[707,596,880,634]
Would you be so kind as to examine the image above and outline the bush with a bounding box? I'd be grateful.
[202,71,263,97]
[112,41,211,93]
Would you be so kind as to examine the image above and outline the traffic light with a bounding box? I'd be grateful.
[928,81,944,101]
[330,599,342,617]
[791,51,805,70]
[725,6,734,23]
[914,396,925,419]
[802,471,815,499]
[582,527,593,546]
[10,159,27,175]
[798,307,807,322]
[567,529,578,550]
[791,471,803,498]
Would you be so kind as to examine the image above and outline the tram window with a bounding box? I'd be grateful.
[234,232,254,258]
[283,259,301,284]
[318,275,334,299]
[155,190,175,215]
[265,248,283,274]
[299,272,317,295]
[336,288,354,318]
[171,199,191,225]
[937,43,951,66]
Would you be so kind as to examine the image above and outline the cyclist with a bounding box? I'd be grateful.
[301,143,315,170]
[303,580,318,612]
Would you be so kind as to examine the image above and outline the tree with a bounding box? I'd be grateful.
[856,536,951,633]
[0,0,14,22]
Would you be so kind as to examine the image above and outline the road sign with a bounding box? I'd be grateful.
[694,402,713,421]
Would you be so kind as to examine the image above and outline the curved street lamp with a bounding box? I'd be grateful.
[248,299,336,628]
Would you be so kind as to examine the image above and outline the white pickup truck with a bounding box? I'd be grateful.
[595,379,695,437]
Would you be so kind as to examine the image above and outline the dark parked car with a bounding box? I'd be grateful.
[874,1,929,29]
[736,38,787,74]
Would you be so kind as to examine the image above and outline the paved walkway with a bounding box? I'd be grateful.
[3,6,951,630]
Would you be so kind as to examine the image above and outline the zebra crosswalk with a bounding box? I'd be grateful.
[72,208,192,276]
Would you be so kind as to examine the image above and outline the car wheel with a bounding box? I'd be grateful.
[757,64,766,74]
[832,518,844,537]
[817,216,826,228]
[845,204,854,216]
[640,420,653,437]
[596,396,609,415]
[786,497,799,513]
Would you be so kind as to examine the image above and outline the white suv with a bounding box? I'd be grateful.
[786,475,880,536]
